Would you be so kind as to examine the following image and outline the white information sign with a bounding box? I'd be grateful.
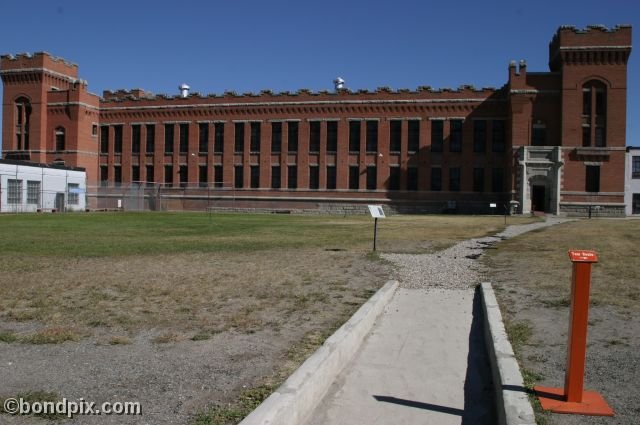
[490,203,497,208]
[368,205,386,218]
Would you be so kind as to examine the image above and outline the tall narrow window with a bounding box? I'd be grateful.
[164,164,173,187]
[67,183,80,205]
[164,124,174,154]
[586,165,600,193]
[271,122,282,153]
[473,167,484,192]
[146,165,154,183]
[349,121,361,152]
[309,121,320,152]
[349,166,359,190]
[199,123,209,153]
[100,126,109,154]
[326,166,336,189]
[449,120,463,152]
[366,121,378,152]
[132,165,140,182]
[492,120,505,152]
[114,125,123,153]
[132,124,141,153]
[288,121,299,153]
[214,123,224,153]
[179,123,189,153]
[7,179,22,204]
[388,166,400,190]
[114,165,122,186]
[632,156,640,179]
[146,124,155,152]
[27,180,40,205]
[326,121,337,152]
[583,88,592,116]
[179,165,188,187]
[234,165,244,188]
[390,120,401,152]
[309,165,319,189]
[100,166,108,186]
[235,122,245,153]
[214,165,223,187]
[449,167,461,191]
[271,166,281,189]
[473,120,486,152]
[250,165,260,188]
[431,167,442,191]
[199,165,208,187]
[431,120,443,152]
[407,167,418,191]
[492,168,504,192]
[582,81,607,147]
[408,120,420,152]
[55,127,66,151]
[250,122,260,152]
[532,123,547,146]
[14,97,31,150]
[366,166,376,190]
[287,166,297,189]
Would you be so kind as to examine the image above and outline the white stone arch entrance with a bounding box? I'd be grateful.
[517,147,563,214]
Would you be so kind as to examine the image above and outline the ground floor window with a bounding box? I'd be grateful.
[27,180,41,205]
[633,194,640,215]
[8,179,22,204]
[68,183,80,205]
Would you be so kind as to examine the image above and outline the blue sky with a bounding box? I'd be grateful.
[1,0,639,145]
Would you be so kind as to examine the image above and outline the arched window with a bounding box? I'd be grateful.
[582,80,607,147]
[55,127,66,151]
[15,97,31,150]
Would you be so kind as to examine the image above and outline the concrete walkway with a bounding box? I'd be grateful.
[306,287,495,425]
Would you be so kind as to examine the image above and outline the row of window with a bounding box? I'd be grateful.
[98,119,508,156]
[99,164,506,193]
[5,180,79,205]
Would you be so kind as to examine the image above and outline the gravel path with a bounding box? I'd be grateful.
[382,217,572,290]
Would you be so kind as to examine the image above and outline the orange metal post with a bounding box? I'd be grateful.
[534,250,614,416]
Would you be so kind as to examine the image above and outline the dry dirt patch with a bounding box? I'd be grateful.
[0,249,388,424]
[483,219,640,425]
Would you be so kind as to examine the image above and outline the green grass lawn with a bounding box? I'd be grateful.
[0,211,539,258]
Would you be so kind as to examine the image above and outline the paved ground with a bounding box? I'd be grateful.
[306,288,495,425]
[306,217,570,425]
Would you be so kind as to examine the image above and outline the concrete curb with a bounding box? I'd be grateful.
[239,280,399,425]
[481,282,536,425]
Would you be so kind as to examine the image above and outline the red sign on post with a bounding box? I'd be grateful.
[534,249,614,416]
[568,250,598,263]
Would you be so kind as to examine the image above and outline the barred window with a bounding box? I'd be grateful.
[27,180,40,205]
[7,179,22,204]
[68,183,80,205]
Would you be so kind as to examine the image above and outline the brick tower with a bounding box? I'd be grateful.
[0,52,100,182]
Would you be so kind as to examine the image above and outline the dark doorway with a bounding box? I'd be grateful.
[55,193,65,212]
[531,185,546,212]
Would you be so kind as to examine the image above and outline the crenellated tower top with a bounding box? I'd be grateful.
[549,24,632,71]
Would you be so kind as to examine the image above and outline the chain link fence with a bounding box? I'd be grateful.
[87,182,234,212]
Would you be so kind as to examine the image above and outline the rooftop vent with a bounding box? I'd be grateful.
[333,77,345,91]
[179,83,190,98]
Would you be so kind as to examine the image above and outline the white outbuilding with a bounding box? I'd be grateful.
[0,159,87,213]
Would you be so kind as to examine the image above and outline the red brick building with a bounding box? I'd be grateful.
[1,25,632,215]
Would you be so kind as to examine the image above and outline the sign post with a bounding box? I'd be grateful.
[534,250,614,416]
[367,205,386,252]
